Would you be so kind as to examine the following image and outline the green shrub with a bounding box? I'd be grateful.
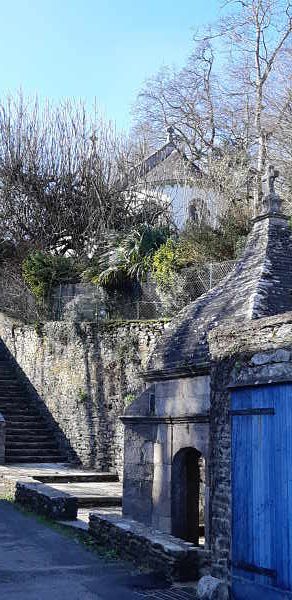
[22,251,80,304]
[152,237,205,287]
[151,239,176,287]
[123,393,136,406]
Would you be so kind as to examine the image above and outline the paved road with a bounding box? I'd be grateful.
[0,500,163,600]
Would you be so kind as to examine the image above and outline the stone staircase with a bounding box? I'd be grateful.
[0,359,67,464]
[0,352,123,522]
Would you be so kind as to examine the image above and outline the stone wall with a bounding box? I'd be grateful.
[0,313,166,474]
[89,511,210,581]
[208,310,292,581]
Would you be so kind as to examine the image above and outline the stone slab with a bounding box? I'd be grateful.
[58,506,122,531]
[50,481,122,499]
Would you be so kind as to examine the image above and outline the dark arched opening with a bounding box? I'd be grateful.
[171,446,205,545]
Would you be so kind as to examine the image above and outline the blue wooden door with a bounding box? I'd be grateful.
[232,383,292,599]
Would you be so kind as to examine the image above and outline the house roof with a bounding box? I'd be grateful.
[133,136,201,188]
[146,196,292,380]
[143,146,201,187]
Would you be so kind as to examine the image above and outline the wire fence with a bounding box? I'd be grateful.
[50,259,237,322]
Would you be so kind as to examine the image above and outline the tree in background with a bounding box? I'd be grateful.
[0,94,175,319]
[0,93,171,259]
[133,0,292,218]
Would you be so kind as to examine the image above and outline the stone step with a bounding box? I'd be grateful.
[0,372,17,375]
[0,392,28,396]
[0,390,30,406]
[0,379,24,385]
[0,390,23,395]
[46,481,123,508]
[0,375,21,381]
[36,473,119,484]
[77,496,122,508]
[5,422,44,429]
[5,455,66,463]
[0,398,35,404]
[0,397,31,403]
[0,359,68,464]
[5,457,68,464]
[6,448,62,456]
[0,409,40,417]
[4,415,43,422]
[6,433,53,441]
[6,424,52,432]
[0,390,28,399]
[6,441,58,449]
[0,403,38,411]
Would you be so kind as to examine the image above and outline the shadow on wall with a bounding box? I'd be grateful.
[0,339,80,464]
[75,324,117,472]
[74,322,144,474]
[0,318,163,475]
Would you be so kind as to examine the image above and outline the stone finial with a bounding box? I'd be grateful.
[167,126,175,144]
[261,164,282,213]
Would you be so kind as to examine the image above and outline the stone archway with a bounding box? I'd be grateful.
[171,446,204,545]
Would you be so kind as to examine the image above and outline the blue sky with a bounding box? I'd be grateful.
[0,0,222,131]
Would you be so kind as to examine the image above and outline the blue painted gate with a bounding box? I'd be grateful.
[232,383,292,599]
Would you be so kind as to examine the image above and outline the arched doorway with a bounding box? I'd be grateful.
[171,447,205,545]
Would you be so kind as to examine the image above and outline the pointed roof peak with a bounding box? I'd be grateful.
[255,164,285,221]
[146,208,292,380]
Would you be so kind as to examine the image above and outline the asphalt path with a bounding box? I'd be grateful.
[0,500,164,600]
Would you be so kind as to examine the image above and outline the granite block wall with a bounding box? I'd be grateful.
[0,313,166,474]
[122,375,210,537]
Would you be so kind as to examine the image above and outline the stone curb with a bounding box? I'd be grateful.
[3,474,78,520]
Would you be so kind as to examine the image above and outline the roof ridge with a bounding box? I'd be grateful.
[247,217,271,320]
[250,214,291,320]
[136,141,176,178]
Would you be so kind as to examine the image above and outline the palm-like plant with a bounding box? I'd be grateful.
[84,224,170,288]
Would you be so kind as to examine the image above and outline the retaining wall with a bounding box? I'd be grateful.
[0,313,166,474]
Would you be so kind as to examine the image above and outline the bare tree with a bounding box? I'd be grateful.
[212,0,292,210]
[133,0,292,215]
[0,93,171,259]
[133,42,221,166]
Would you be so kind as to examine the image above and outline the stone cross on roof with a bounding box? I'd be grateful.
[262,164,282,214]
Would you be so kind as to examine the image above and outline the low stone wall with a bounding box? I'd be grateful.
[89,511,210,581]
[3,474,78,519]
[15,480,78,519]
[0,313,166,474]
[0,413,5,464]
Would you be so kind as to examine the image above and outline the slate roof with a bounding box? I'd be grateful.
[134,140,201,187]
[144,147,201,187]
[146,211,292,380]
